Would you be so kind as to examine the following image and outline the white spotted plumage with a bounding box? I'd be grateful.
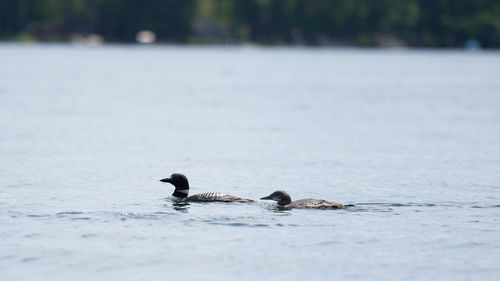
[186,192,253,202]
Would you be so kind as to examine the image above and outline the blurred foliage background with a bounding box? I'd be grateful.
[1,0,499,47]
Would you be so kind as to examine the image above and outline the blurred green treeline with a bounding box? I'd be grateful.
[1,0,500,47]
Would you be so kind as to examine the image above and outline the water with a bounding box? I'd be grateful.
[1,44,499,280]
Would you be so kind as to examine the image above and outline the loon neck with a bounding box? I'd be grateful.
[172,189,189,198]
[278,200,291,206]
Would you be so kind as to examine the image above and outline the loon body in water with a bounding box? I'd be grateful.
[261,190,345,209]
[160,173,254,203]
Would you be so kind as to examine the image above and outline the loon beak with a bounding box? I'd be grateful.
[160,178,171,183]
[260,195,273,200]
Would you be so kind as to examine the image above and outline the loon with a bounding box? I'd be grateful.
[260,190,345,209]
[160,173,254,203]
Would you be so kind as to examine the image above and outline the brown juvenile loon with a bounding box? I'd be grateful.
[261,190,346,209]
[160,173,254,203]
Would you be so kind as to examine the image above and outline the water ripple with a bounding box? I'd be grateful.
[207,222,269,228]
[56,211,84,216]
[471,204,500,208]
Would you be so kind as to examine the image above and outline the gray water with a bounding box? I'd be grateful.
[1,44,499,280]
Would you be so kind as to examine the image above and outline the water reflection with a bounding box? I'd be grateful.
[166,198,190,212]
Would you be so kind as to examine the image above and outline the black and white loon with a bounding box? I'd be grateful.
[160,173,254,203]
[261,190,346,209]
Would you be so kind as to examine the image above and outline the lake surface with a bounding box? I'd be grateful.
[1,44,499,280]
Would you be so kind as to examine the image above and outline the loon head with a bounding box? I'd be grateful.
[260,190,292,206]
[160,173,190,199]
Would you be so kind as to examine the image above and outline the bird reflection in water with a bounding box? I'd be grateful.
[172,200,190,212]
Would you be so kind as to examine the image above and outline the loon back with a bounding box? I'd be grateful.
[288,198,343,209]
[187,192,254,203]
